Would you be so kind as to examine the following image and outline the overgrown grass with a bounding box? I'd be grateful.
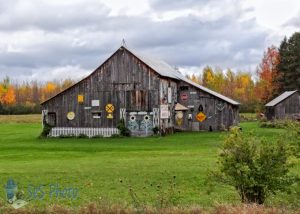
[0,115,299,211]
[1,203,299,214]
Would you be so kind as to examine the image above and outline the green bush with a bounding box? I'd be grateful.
[152,126,159,135]
[259,119,300,129]
[208,127,297,204]
[39,123,53,138]
[117,119,130,137]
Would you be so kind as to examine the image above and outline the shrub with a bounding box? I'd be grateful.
[208,127,297,204]
[39,123,53,138]
[117,119,130,137]
[259,119,300,129]
[152,126,160,135]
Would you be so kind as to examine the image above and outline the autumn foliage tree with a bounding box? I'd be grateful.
[255,46,280,103]
[187,67,257,112]
[0,77,16,105]
[0,77,74,114]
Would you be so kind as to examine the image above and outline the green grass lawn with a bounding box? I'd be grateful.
[0,116,298,209]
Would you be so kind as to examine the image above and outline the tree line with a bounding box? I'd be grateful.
[186,32,300,112]
[0,78,74,114]
[0,32,299,114]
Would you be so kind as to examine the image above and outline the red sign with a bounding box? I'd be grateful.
[181,93,188,100]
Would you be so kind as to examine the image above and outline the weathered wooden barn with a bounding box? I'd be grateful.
[265,90,300,120]
[41,46,240,137]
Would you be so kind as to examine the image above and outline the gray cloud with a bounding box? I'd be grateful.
[0,0,268,81]
[284,11,300,27]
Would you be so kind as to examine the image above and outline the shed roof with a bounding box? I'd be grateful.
[125,47,240,106]
[175,103,188,111]
[265,90,298,107]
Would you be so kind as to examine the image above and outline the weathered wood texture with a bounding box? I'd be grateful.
[174,82,239,131]
[42,47,239,136]
[266,92,300,120]
[42,48,177,135]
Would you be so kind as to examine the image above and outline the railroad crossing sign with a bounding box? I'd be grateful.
[105,104,114,113]
[196,112,206,122]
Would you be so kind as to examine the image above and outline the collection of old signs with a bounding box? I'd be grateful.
[67,94,116,120]
[69,94,224,125]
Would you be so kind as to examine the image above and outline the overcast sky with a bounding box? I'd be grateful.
[0,0,299,81]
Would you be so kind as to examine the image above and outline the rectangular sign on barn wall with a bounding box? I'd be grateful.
[92,100,100,107]
[160,105,169,119]
[168,87,172,103]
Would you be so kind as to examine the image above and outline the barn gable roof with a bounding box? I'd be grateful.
[125,47,240,105]
[41,46,240,106]
[265,90,298,107]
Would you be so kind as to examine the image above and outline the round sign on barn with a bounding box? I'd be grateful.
[67,112,75,120]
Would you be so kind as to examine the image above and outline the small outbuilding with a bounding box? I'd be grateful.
[265,90,300,120]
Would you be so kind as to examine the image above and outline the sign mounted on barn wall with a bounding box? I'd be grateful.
[196,112,206,122]
[105,104,115,113]
[216,102,225,111]
[175,111,183,126]
[78,95,84,103]
[105,104,114,119]
[160,105,169,119]
[67,112,75,120]
[92,100,100,107]
[181,93,188,100]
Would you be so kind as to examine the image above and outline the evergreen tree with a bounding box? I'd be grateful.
[277,32,300,92]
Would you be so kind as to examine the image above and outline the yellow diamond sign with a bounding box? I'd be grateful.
[196,112,206,122]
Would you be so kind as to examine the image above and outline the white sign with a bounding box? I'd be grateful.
[168,87,172,103]
[137,112,147,115]
[92,100,100,107]
[190,91,197,95]
[160,105,169,119]
[84,107,91,110]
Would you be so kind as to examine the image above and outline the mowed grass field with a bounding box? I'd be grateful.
[0,115,299,209]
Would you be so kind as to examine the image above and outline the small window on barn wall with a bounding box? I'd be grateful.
[47,112,56,126]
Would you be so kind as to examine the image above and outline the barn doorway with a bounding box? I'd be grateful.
[47,112,57,126]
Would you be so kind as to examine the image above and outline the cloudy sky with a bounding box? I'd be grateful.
[0,0,299,81]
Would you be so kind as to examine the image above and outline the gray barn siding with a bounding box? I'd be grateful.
[42,46,239,136]
[267,92,300,120]
[176,82,239,131]
[43,48,163,129]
